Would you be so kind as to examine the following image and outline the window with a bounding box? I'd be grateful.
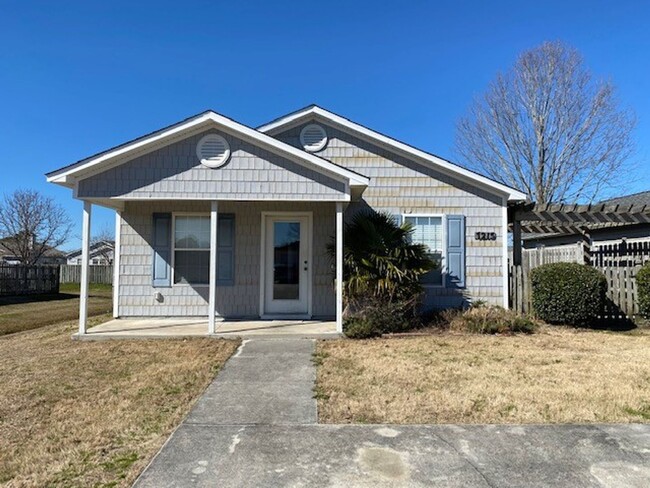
[174,215,210,285]
[405,215,444,286]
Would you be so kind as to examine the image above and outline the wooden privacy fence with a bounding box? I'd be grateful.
[59,264,114,284]
[510,240,650,322]
[592,241,650,320]
[0,265,60,296]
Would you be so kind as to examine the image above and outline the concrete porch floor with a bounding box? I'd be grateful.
[76,317,339,340]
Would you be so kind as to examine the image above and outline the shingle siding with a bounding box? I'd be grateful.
[77,129,347,201]
[118,201,335,318]
[274,122,506,308]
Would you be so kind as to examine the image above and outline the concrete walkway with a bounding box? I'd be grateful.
[134,339,650,488]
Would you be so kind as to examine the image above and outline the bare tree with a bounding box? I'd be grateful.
[455,41,636,204]
[0,189,73,264]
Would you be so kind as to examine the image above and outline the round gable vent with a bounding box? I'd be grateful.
[299,124,328,152]
[197,134,231,168]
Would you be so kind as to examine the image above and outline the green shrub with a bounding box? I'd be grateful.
[327,211,436,304]
[448,305,538,334]
[637,262,650,319]
[531,262,607,327]
[343,317,382,339]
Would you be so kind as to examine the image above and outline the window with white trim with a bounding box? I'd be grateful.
[405,216,444,286]
[174,215,210,285]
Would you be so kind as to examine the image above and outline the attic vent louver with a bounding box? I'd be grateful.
[197,134,231,168]
[299,124,328,152]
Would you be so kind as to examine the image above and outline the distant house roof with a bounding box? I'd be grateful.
[0,236,65,260]
[66,240,115,259]
[599,191,650,207]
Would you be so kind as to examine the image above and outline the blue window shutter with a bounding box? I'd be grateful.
[446,215,466,288]
[217,214,235,286]
[152,213,172,287]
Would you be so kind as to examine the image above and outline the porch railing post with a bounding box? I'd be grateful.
[79,201,92,335]
[336,202,344,333]
[112,210,121,318]
[208,201,219,334]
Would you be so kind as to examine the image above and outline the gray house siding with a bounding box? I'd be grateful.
[118,200,335,318]
[275,122,506,308]
[77,129,347,201]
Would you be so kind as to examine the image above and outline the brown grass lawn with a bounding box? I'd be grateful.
[316,326,650,424]
[0,315,239,487]
[0,283,112,336]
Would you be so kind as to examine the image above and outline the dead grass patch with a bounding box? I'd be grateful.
[0,315,239,487]
[0,284,112,336]
[316,326,650,424]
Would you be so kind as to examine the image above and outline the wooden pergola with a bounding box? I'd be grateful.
[509,202,650,266]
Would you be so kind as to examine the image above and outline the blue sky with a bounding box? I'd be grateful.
[1,1,648,250]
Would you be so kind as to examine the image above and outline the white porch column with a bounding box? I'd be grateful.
[336,202,344,333]
[208,201,219,334]
[112,210,121,318]
[79,201,92,335]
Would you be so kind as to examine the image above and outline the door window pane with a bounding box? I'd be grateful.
[273,222,300,300]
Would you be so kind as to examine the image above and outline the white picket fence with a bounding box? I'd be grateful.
[59,264,113,284]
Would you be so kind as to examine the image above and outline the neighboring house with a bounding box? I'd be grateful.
[46,105,526,333]
[523,191,650,250]
[0,237,66,265]
[66,240,115,265]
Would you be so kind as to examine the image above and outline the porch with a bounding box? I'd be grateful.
[75,199,346,338]
[77,317,339,340]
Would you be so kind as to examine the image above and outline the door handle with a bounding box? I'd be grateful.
[304,260,308,271]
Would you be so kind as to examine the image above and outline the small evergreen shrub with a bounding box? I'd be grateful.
[448,305,538,334]
[637,261,650,319]
[531,262,607,327]
[343,317,382,339]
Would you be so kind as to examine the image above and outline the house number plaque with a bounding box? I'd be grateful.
[475,232,497,241]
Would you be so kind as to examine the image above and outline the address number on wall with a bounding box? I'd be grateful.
[475,232,497,241]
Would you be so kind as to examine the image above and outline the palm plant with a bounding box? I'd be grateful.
[327,211,436,307]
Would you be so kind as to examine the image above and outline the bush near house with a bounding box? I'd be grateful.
[637,261,650,319]
[531,262,607,327]
[343,297,420,338]
[445,305,538,334]
[330,211,435,338]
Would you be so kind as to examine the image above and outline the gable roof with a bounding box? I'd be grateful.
[46,110,369,190]
[258,105,527,201]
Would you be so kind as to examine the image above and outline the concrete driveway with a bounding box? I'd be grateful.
[134,339,650,488]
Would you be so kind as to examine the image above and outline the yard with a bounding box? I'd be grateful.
[0,315,239,487]
[315,326,650,424]
[0,283,112,336]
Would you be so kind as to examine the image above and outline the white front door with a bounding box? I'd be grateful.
[263,214,311,317]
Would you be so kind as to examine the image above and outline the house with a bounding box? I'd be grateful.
[523,191,650,251]
[0,236,66,265]
[66,240,115,265]
[46,105,526,335]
